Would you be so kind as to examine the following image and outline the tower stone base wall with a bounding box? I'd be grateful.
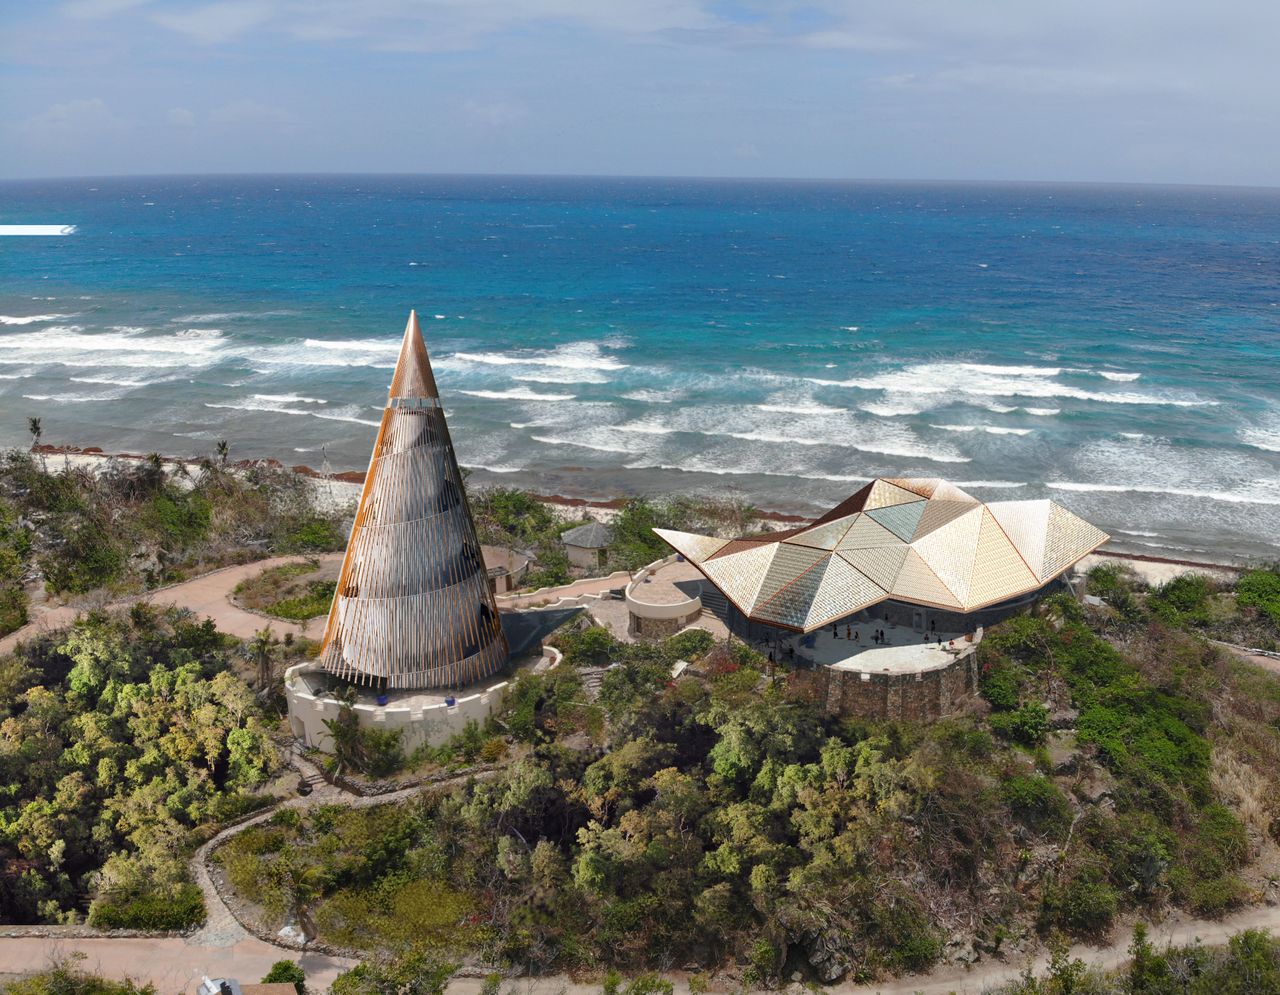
[815,646,980,722]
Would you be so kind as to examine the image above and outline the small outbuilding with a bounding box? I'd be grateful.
[561,521,613,570]
[483,544,531,594]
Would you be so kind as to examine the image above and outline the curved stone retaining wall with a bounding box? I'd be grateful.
[625,555,703,639]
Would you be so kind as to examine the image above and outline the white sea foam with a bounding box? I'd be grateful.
[931,424,1032,436]
[0,326,226,369]
[720,430,971,463]
[614,423,677,435]
[756,402,848,416]
[449,342,627,372]
[530,434,631,454]
[621,389,674,404]
[172,310,295,322]
[805,361,1213,409]
[24,389,127,403]
[511,370,610,385]
[70,375,148,387]
[251,393,327,404]
[459,387,576,402]
[205,398,378,426]
[1024,407,1059,416]
[952,480,1028,489]
[1241,416,1280,453]
[1047,481,1280,506]
[1097,371,1141,382]
[0,314,74,325]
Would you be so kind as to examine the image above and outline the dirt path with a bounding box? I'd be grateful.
[3,903,1278,995]
[0,554,344,656]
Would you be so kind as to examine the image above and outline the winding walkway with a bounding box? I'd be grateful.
[0,554,342,656]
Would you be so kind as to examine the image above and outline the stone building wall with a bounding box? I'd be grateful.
[817,647,980,722]
[628,608,703,639]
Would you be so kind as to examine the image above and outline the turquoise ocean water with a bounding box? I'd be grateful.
[1,175,1278,560]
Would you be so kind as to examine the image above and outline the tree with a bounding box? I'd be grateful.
[245,625,279,691]
[27,415,42,449]
[215,439,230,468]
[262,959,306,995]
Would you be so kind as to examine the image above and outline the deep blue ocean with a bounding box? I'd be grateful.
[1,175,1278,560]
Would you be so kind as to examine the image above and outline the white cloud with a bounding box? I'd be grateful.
[152,0,273,43]
[167,107,196,127]
[23,97,119,135]
[208,99,295,127]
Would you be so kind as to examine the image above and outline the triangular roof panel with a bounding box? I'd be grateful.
[890,548,963,609]
[911,505,984,607]
[866,500,927,541]
[836,543,909,590]
[802,556,888,629]
[658,478,1107,633]
[789,514,860,550]
[654,529,730,563]
[699,541,779,613]
[967,508,1041,607]
[986,500,1052,579]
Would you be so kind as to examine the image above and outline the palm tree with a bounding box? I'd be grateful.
[215,439,230,469]
[247,625,278,691]
[27,416,41,450]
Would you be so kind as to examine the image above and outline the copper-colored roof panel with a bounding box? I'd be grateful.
[866,479,925,510]
[967,507,1042,607]
[911,505,984,606]
[754,543,830,607]
[752,559,831,629]
[912,498,981,541]
[986,499,1052,579]
[837,515,905,549]
[890,548,963,609]
[653,529,731,563]
[866,499,927,541]
[801,556,888,629]
[836,543,909,589]
[788,513,860,550]
[700,541,779,613]
[883,476,939,498]
[1042,503,1110,580]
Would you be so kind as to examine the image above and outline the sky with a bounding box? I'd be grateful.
[2,0,1279,185]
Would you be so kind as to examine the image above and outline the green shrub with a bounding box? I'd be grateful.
[990,703,1049,746]
[144,491,211,547]
[87,883,205,930]
[663,628,715,662]
[281,516,345,552]
[1149,573,1215,625]
[1237,568,1280,627]
[268,580,337,620]
[980,661,1022,710]
[1039,874,1118,935]
[262,961,306,995]
[1000,774,1070,833]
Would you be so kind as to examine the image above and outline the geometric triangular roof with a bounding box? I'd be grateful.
[655,478,1109,632]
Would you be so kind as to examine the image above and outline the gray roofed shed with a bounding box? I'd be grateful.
[561,521,613,549]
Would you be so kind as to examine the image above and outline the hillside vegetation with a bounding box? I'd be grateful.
[219,573,1280,985]
[0,604,282,927]
[0,450,347,636]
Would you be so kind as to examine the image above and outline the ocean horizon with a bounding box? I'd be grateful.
[1,174,1278,562]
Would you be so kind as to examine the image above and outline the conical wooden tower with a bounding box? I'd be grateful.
[319,311,508,689]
